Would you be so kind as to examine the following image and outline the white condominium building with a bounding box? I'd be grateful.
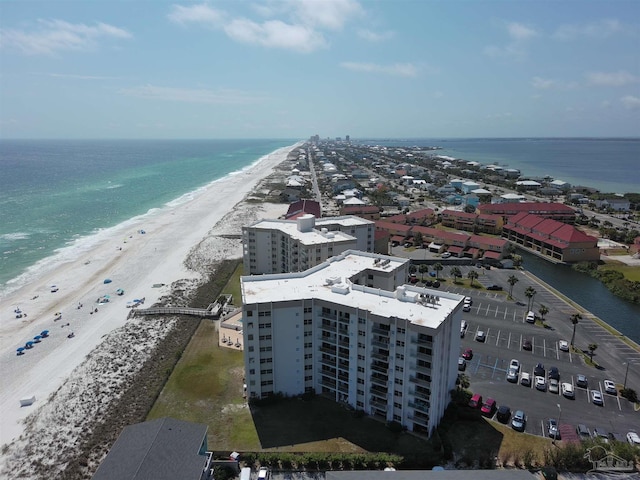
[241,250,463,435]
[242,214,374,275]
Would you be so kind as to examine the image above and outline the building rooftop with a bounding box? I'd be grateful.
[241,250,463,329]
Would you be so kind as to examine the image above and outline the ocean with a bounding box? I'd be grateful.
[0,139,297,294]
[357,137,640,195]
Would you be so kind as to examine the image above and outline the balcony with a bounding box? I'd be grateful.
[319,377,337,389]
[408,400,430,413]
[318,345,336,355]
[318,356,336,368]
[370,385,388,397]
[370,373,388,387]
[320,311,337,321]
[370,362,388,374]
[372,326,390,336]
[410,337,433,348]
[320,323,337,333]
[371,338,390,348]
[408,413,430,429]
[369,397,387,410]
[410,388,430,402]
[409,375,431,388]
[371,350,390,361]
[412,364,431,376]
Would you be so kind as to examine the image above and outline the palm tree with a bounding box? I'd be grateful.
[467,269,479,287]
[507,274,519,299]
[433,262,443,279]
[450,266,462,284]
[588,343,598,362]
[457,373,470,390]
[524,286,537,311]
[538,304,549,321]
[570,313,582,346]
[419,264,428,282]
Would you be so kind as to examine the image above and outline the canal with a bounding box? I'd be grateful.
[520,250,640,344]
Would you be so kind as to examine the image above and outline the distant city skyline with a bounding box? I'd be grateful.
[1,0,639,139]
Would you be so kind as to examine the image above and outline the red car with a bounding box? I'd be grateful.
[469,393,482,408]
[481,398,496,417]
[462,348,473,360]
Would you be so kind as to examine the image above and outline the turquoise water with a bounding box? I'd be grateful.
[357,137,640,195]
[0,139,297,291]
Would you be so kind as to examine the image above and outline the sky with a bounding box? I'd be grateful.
[0,0,639,139]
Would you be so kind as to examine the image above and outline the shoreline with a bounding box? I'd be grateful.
[0,142,300,456]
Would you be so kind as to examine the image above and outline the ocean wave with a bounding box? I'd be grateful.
[0,232,30,241]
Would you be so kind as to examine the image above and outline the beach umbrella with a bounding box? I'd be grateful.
[103,278,112,284]
[41,330,49,337]
[25,341,34,349]
[16,347,25,355]
[33,335,42,343]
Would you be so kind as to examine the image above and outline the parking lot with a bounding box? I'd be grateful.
[437,265,640,442]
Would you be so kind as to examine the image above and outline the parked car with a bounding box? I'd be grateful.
[511,410,526,432]
[475,330,486,342]
[548,418,560,439]
[487,284,503,291]
[458,357,467,371]
[432,280,441,288]
[481,398,496,417]
[462,348,473,360]
[627,431,640,446]
[509,358,520,373]
[561,382,575,399]
[463,304,471,312]
[441,252,452,258]
[258,467,271,480]
[576,374,588,388]
[592,427,609,443]
[559,340,569,351]
[577,424,590,439]
[604,379,617,395]
[496,405,511,424]
[469,393,482,408]
[526,311,535,323]
[548,378,559,394]
[522,339,532,351]
[591,390,604,406]
[520,372,531,387]
[534,363,545,377]
[535,376,546,391]
[460,320,467,338]
[548,366,560,381]
[507,367,519,383]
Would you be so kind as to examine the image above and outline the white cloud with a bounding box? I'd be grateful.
[224,19,327,53]
[119,85,265,104]
[531,77,556,89]
[553,19,624,40]
[621,95,640,110]
[340,61,418,77]
[507,22,537,41]
[291,0,364,30]
[167,3,224,26]
[0,19,132,55]
[586,71,638,87]
[358,29,394,42]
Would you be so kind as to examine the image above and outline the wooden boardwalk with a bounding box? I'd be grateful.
[134,306,218,318]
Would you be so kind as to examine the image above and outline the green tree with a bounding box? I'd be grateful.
[524,286,537,311]
[507,274,519,299]
[538,304,549,321]
[418,264,428,282]
[457,373,470,390]
[450,266,462,284]
[588,343,598,362]
[413,231,423,247]
[467,269,479,287]
[433,262,443,279]
[570,312,582,346]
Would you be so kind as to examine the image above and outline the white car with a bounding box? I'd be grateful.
[526,311,535,323]
[464,296,473,305]
[507,367,519,383]
[559,340,569,352]
[627,431,640,446]
[258,467,270,480]
[441,252,452,258]
[509,359,520,373]
[548,378,559,394]
[535,376,546,391]
[604,379,617,395]
[520,372,531,387]
[476,330,486,342]
[591,390,604,405]
[561,382,575,398]
[463,304,471,312]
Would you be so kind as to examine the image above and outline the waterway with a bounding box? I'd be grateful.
[520,250,640,344]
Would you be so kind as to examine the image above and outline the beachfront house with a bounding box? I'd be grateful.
[241,250,463,437]
[92,418,211,480]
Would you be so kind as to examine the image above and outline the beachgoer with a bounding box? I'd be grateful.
[95,308,98,313]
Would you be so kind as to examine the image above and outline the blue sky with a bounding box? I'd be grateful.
[1,0,639,139]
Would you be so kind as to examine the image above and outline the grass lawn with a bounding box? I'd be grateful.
[600,263,640,282]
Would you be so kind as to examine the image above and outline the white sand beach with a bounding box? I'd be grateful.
[0,143,298,476]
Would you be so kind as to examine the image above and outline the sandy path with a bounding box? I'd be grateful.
[0,143,299,450]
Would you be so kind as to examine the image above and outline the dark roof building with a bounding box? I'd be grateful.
[478,202,576,224]
[286,199,322,219]
[92,418,209,480]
